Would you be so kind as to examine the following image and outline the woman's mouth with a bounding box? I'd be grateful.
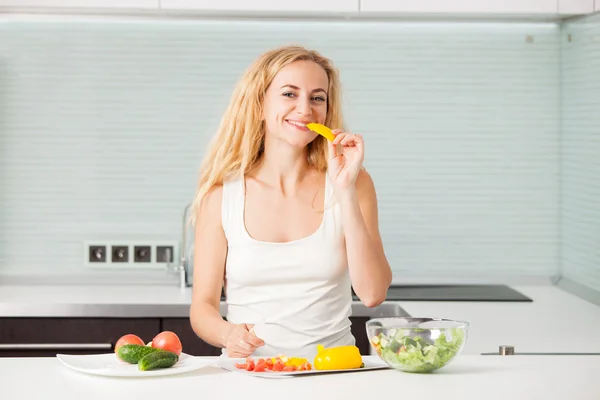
[286,120,310,131]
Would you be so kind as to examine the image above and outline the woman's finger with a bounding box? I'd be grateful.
[332,131,347,145]
[228,348,250,358]
[235,337,256,353]
[341,133,359,146]
[328,138,338,161]
[246,334,265,347]
[354,134,364,154]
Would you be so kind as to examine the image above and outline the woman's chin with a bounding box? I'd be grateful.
[283,133,317,148]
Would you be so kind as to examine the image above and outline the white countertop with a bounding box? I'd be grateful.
[1,283,600,355]
[2,354,600,400]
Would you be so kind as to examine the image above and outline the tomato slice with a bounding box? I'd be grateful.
[272,361,284,371]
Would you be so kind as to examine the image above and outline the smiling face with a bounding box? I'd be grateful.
[262,60,329,148]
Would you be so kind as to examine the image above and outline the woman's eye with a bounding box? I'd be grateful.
[282,92,325,102]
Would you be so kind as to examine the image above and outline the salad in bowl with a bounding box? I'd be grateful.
[366,317,468,373]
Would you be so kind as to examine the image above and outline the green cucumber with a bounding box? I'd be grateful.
[117,344,163,364]
[138,351,179,371]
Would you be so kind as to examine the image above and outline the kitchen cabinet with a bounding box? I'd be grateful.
[359,0,558,14]
[161,318,222,356]
[1,0,595,16]
[0,317,373,357]
[0,317,160,358]
[0,0,158,8]
[159,0,359,13]
[559,0,595,13]
[164,316,373,356]
[359,0,596,15]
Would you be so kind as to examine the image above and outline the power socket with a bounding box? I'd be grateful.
[84,240,179,269]
[111,245,129,263]
[134,246,151,263]
[88,245,106,263]
[156,246,174,263]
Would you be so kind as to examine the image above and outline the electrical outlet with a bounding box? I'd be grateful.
[134,245,151,263]
[156,246,174,263]
[88,245,106,263]
[85,240,178,269]
[111,245,129,263]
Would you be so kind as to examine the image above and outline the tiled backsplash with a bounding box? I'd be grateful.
[560,12,600,293]
[0,16,565,282]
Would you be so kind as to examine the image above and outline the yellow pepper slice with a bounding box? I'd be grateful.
[306,123,336,142]
[270,356,309,368]
[313,344,363,370]
[286,357,308,367]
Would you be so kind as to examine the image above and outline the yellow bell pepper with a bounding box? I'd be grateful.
[306,123,336,142]
[313,344,363,370]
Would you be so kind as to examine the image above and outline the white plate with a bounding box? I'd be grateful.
[57,352,214,377]
[217,355,389,379]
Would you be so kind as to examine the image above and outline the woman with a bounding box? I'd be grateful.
[189,45,392,360]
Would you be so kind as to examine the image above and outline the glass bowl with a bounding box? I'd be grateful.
[365,317,469,373]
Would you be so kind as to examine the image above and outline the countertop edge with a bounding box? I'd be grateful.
[0,301,411,319]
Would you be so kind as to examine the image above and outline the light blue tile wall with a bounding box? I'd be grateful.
[560,12,600,292]
[0,16,561,282]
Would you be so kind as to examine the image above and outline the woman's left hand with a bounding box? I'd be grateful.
[327,130,365,192]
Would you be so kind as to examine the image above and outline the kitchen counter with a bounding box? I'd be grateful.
[0,284,407,319]
[2,354,599,399]
[1,283,600,355]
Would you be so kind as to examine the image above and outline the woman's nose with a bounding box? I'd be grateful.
[295,97,312,116]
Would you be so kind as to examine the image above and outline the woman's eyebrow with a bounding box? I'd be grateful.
[280,84,327,94]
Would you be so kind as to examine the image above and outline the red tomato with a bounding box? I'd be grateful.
[114,334,144,353]
[151,331,182,356]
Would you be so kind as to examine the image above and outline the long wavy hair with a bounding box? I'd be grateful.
[189,45,346,226]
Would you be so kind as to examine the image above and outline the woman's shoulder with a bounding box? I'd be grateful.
[355,168,375,190]
[354,168,378,205]
[198,184,224,216]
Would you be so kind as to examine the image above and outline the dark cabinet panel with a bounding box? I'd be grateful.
[162,317,372,356]
[0,316,373,358]
[351,317,371,355]
[0,318,161,358]
[161,318,222,356]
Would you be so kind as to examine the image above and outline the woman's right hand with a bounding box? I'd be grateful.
[225,323,265,358]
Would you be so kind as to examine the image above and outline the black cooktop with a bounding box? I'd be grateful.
[219,284,532,302]
[352,284,532,302]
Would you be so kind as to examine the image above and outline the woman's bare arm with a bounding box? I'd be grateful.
[339,169,392,307]
[189,185,233,347]
[188,185,264,356]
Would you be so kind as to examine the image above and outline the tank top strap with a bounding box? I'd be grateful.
[322,171,344,237]
[221,176,245,242]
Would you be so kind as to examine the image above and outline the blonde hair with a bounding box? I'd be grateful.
[189,45,345,226]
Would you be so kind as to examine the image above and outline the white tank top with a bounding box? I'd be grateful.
[221,172,355,360]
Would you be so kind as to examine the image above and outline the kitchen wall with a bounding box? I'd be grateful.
[0,15,561,283]
[560,12,600,294]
